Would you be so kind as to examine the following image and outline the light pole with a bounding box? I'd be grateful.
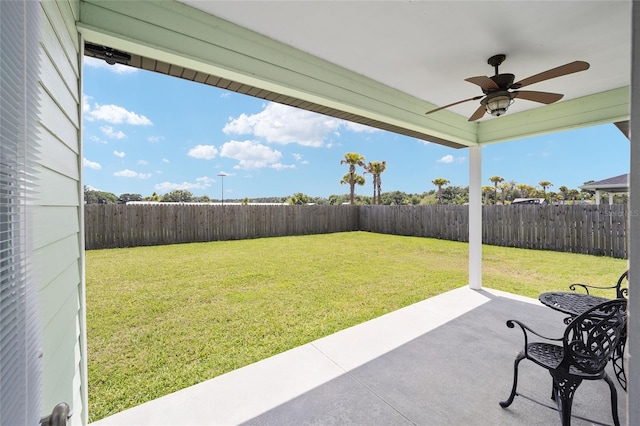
[217,172,227,205]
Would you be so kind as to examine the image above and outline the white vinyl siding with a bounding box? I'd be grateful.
[37,0,85,424]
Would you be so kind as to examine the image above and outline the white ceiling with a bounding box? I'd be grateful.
[179,0,631,122]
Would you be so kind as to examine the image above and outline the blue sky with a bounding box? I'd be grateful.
[82,57,629,199]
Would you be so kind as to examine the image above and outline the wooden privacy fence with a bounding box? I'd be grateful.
[85,203,629,258]
[84,204,358,249]
[482,204,628,258]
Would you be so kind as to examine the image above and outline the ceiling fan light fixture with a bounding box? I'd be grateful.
[424,56,589,121]
[485,95,513,117]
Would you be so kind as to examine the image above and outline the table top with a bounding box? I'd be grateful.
[539,292,610,316]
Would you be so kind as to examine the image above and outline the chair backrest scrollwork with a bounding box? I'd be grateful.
[615,270,628,299]
[562,299,627,374]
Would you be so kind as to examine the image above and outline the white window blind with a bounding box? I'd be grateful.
[0,1,42,424]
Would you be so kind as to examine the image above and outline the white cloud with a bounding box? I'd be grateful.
[220,140,285,170]
[83,94,92,113]
[83,157,101,170]
[162,158,170,163]
[437,155,466,164]
[154,176,214,192]
[292,153,309,165]
[87,135,105,144]
[84,56,138,74]
[148,135,163,143]
[137,160,148,166]
[113,150,126,158]
[223,102,377,147]
[271,163,296,170]
[343,121,378,133]
[101,126,126,139]
[114,169,151,179]
[188,144,218,160]
[86,103,152,126]
[196,176,215,187]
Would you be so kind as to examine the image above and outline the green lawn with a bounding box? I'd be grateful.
[86,231,626,421]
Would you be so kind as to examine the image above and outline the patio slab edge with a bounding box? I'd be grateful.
[90,286,535,425]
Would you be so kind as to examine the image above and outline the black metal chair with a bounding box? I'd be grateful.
[499,299,627,426]
[569,270,628,391]
[569,270,628,299]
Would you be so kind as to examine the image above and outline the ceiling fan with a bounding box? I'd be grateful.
[425,54,590,121]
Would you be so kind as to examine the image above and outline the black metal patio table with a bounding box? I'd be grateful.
[539,291,627,391]
[539,292,610,318]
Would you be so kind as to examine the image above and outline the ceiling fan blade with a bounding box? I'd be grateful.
[465,76,499,91]
[425,95,484,115]
[513,61,590,88]
[513,91,564,104]
[468,105,486,121]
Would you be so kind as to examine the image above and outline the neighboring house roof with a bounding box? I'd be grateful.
[580,174,629,192]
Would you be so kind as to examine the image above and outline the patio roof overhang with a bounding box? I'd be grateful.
[77,0,631,149]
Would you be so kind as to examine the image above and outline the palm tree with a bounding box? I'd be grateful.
[340,152,366,204]
[558,185,569,204]
[482,185,494,205]
[364,161,387,204]
[568,189,580,204]
[539,181,553,198]
[431,178,450,204]
[489,176,504,204]
[499,182,511,205]
[340,173,365,203]
[516,184,530,198]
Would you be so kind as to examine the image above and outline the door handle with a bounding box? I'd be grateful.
[40,402,71,426]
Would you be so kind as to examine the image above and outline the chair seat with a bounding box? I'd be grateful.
[501,299,626,426]
[527,343,603,379]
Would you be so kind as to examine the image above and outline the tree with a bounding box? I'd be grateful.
[288,192,311,205]
[118,193,142,204]
[568,189,580,203]
[340,173,365,203]
[145,192,162,202]
[162,189,194,202]
[84,186,118,204]
[364,161,387,205]
[192,195,211,203]
[431,178,450,204]
[441,186,469,204]
[499,183,510,205]
[482,185,494,205]
[516,184,530,198]
[558,185,569,204]
[380,190,407,205]
[340,152,366,204]
[538,181,553,198]
[489,176,504,204]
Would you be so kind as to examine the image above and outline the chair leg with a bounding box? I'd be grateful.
[552,375,582,426]
[603,373,621,426]
[500,351,525,408]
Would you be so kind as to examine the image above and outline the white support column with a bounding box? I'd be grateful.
[595,190,601,205]
[468,144,482,290]
[628,1,639,423]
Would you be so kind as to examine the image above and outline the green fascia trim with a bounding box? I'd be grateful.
[77,0,478,146]
[477,86,630,145]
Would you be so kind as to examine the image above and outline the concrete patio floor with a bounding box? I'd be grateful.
[92,286,627,425]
